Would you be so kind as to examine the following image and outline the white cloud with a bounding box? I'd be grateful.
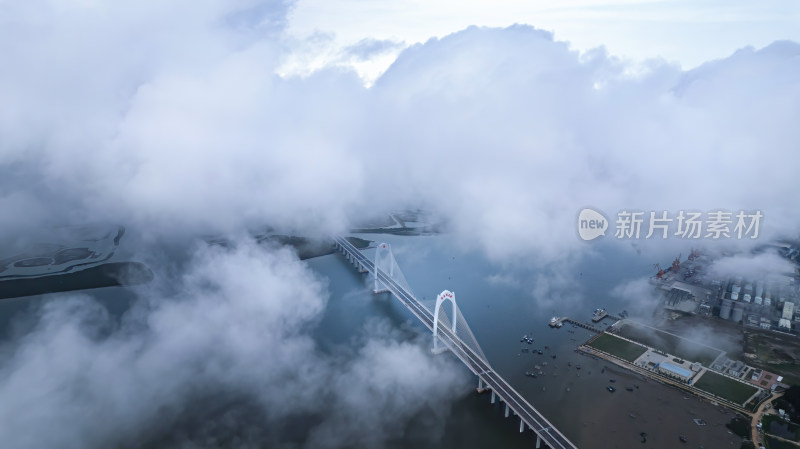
[707,251,798,281]
[611,277,662,319]
[0,239,466,448]
[286,0,800,73]
[2,3,799,263]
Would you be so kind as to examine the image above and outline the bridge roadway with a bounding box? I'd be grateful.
[334,237,577,449]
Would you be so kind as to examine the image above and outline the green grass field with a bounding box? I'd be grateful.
[693,370,758,405]
[587,333,648,362]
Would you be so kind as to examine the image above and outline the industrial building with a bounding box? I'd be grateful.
[719,298,732,320]
[635,349,701,383]
[658,362,696,382]
[711,357,749,378]
[782,301,795,320]
[731,302,744,323]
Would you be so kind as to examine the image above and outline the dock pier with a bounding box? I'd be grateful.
[549,316,618,333]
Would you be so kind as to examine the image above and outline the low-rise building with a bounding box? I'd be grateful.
[658,362,696,382]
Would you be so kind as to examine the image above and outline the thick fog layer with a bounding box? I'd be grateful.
[1,1,798,447]
[0,241,468,448]
[1,1,798,260]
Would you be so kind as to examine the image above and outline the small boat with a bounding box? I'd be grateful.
[537,349,543,354]
[679,435,687,443]
[610,379,616,383]
[607,386,616,392]
[626,386,634,391]
[552,355,557,359]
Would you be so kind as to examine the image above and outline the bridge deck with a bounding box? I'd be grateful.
[334,237,577,449]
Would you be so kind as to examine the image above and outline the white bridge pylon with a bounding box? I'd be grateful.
[373,242,413,296]
[372,242,488,363]
[432,290,457,354]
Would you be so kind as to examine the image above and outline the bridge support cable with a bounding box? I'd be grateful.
[430,289,489,364]
[373,242,414,296]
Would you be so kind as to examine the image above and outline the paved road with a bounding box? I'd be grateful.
[335,237,577,449]
[751,392,778,445]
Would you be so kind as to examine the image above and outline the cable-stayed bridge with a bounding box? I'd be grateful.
[333,236,577,449]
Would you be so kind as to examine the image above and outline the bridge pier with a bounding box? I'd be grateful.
[520,419,525,433]
[504,403,509,418]
[536,434,541,448]
[491,390,496,404]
